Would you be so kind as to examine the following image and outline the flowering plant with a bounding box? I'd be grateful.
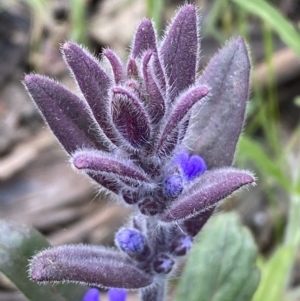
[20,4,256,301]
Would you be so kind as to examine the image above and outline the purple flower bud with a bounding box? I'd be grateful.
[171,235,192,256]
[163,174,183,198]
[115,228,147,255]
[153,254,174,274]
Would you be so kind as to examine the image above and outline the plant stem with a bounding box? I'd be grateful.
[140,280,166,301]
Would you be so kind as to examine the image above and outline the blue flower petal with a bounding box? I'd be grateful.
[184,155,207,181]
[82,288,100,301]
[108,288,127,301]
[173,151,189,171]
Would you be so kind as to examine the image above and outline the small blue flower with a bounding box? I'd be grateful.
[174,151,207,181]
[108,288,127,301]
[82,288,99,301]
[82,288,127,301]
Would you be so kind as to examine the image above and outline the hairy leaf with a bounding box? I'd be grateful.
[160,4,199,99]
[176,213,260,301]
[185,37,250,168]
[24,75,108,153]
[162,168,254,222]
[30,244,153,289]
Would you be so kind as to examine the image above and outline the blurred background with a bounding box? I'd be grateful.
[0,0,300,300]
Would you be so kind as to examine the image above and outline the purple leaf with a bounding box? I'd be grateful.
[156,86,208,155]
[62,42,118,146]
[142,50,165,123]
[104,49,124,84]
[126,58,138,78]
[111,87,151,148]
[132,19,157,58]
[160,4,199,99]
[185,37,251,168]
[24,74,109,154]
[73,150,151,184]
[183,207,215,237]
[121,189,139,204]
[88,172,123,195]
[138,197,166,216]
[30,245,153,290]
[161,168,255,222]
[132,19,166,92]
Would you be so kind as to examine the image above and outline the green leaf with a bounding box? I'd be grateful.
[231,0,300,57]
[175,212,260,301]
[253,246,294,301]
[0,219,86,301]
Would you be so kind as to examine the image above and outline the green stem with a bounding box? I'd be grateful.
[284,194,300,247]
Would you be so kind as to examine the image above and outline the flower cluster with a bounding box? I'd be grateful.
[25,4,253,301]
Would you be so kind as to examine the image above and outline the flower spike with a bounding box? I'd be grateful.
[25,4,254,300]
